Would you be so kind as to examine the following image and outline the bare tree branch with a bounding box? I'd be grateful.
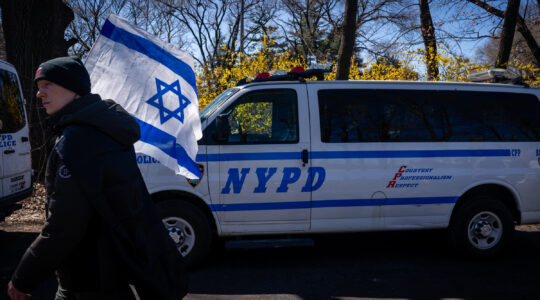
[466,0,540,65]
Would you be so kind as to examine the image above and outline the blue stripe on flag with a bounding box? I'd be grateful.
[135,118,202,178]
[100,19,197,94]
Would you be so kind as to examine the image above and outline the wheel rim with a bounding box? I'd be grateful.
[467,211,503,250]
[162,217,195,257]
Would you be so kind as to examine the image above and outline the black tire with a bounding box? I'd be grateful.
[156,200,213,267]
[448,196,514,257]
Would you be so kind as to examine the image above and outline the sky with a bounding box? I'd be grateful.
[64,0,538,71]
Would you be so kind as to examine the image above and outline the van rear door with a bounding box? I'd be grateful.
[0,64,32,201]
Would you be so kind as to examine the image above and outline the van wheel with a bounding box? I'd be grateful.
[449,196,514,257]
[157,200,213,267]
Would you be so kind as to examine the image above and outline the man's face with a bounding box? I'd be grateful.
[36,80,78,115]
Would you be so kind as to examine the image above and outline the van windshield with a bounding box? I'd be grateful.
[200,88,239,122]
[0,69,25,133]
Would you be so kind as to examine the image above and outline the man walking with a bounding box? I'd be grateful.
[7,56,187,300]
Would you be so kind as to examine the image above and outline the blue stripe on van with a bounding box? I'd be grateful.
[197,149,511,162]
[197,152,301,162]
[209,196,458,211]
[310,149,511,159]
[311,196,458,208]
[210,201,310,211]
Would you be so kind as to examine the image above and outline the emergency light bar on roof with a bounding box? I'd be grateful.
[467,68,509,82]
[467,68,528,86]
[237,67,331,86]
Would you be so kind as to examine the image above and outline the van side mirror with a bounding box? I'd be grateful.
[214,114,230,143]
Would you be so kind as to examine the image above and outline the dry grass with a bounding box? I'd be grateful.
[0,183,46,232]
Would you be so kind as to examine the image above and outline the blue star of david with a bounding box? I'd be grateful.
[146,78,191,124]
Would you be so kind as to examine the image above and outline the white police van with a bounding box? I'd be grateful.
[0,60,32,221]
[137,69,540,266]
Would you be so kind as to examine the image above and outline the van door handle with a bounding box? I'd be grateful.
[4,149,15,154]
[21,137,29,142]
[301,149,309,166]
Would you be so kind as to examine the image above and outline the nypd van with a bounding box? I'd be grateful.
[0,60,32,221]
[137,69,540,266]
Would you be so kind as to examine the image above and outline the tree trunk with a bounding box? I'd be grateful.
[335,0,358,80]
[466,0,540,66]
[495,0,521,68]
[240,0,245,56]
[0,0,75,181]
[419,0,439,80]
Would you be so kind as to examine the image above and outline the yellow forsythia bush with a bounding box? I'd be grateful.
[196,38,306,109]
[196,41,539,110]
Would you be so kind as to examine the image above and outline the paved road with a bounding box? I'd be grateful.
[2,227,540,300]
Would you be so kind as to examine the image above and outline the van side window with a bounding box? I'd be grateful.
[448,91,540,141]
[319,89,436,142]
[319,89,540,143]
[218,89,299,144]
[0,69,26,133]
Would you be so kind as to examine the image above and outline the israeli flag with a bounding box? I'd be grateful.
[85,14,202,179]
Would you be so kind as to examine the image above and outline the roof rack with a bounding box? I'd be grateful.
[467,68,529,87]
[237,68,331,86]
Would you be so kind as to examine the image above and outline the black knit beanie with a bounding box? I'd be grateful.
[34,56,91,96]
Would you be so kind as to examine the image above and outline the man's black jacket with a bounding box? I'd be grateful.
[11,94,188,299]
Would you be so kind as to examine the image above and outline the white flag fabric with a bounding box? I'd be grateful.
[85,14,202,179]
